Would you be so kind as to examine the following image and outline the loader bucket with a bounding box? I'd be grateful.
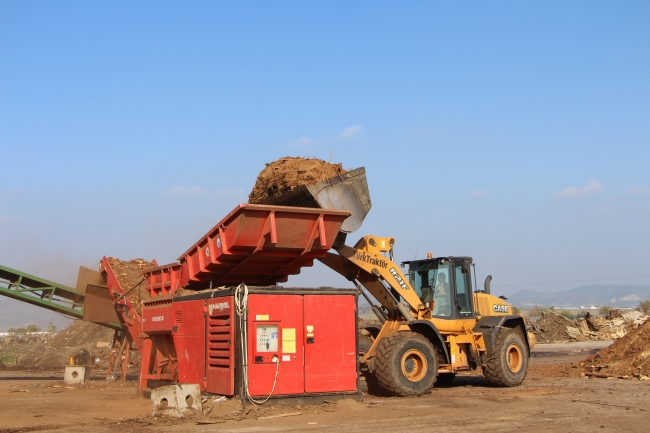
[256,167,371,233]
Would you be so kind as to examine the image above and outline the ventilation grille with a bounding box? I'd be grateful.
[207,313,232,370]
[174,310,183,324]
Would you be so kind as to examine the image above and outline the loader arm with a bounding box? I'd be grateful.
[319,236,428,320]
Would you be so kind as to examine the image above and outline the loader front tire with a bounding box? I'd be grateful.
[375,332,438,396]
[482,328,529,387]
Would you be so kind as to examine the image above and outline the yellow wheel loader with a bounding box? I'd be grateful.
[321,235,536,396]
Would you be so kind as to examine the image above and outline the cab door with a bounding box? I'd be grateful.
[452,260,474,318]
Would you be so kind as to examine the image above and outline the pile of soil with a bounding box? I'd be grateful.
[529,312,576,343]
[529,311,648,343]
[606,309,624,320]
[106,257,155,313]
[248,156,346,203]
[576,318,650,378]
[16,320,116,369]
[0,333,55,367]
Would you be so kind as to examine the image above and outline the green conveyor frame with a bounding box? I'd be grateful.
[0,264,84,319]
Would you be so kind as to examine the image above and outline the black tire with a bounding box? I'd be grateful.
[375,332,438,396]
[435,373,456,386]
[358,333,374,372]
[362,372,385,395]
[482,328,529,387]
[358,333,385,395]
[358,334,373,359]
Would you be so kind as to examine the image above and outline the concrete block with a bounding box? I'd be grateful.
[64,366,90,384]
[151,383,202,418]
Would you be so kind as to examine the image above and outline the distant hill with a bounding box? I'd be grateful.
[508,285,650,308]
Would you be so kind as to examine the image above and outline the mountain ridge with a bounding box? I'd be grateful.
[507,284,650,308]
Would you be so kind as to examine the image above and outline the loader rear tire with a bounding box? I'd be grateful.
[362,372,385,395]
[482,328,528,387]
[375,332,438,396]
[358,334,373,361]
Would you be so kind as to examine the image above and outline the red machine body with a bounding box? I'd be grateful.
[139,287,359,400]
[104,203,360,399]
[143,204,351,297]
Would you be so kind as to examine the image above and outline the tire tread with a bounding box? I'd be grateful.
[482,328,527,387]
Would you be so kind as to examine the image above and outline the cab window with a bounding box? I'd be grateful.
[454,262,474,317]
[409,261,452,317]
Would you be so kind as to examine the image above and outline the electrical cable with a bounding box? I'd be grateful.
[235,283,279,406]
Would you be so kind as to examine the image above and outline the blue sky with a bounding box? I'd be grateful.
[1,1,650,327]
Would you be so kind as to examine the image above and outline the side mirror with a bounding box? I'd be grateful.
[484,275,492,295]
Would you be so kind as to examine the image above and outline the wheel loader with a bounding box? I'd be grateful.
[261,166,536,396]
[320,238,535,396]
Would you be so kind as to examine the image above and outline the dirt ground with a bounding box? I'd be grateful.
[2,342,649,433]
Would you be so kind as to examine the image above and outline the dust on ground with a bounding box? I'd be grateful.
[106,257,155,313]
[248,156,346,203]
[3,358,650,433]
[199,396,362,423]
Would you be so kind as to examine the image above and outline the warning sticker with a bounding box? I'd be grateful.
[282,328,296,353]
[255,315,269,321]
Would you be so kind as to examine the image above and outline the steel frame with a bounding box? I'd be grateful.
[0,264,84,319]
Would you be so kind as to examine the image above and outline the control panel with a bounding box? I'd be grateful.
[253,322,281,363]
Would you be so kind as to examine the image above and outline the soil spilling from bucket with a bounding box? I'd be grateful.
[248,156,345,203]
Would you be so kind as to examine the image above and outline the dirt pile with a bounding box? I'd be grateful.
[0,333,55,367]
[529,312,575,343]
[575,318,650,378]
[106,257,155,313]
[15,320,116,369]
[248,156,346,203]
[529,311,648,343]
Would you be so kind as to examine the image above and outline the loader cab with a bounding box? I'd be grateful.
[404,257,474,320]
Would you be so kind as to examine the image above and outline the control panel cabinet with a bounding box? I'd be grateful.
[246,291,358,397]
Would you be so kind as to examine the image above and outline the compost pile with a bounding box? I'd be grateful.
[14,320,115,369]
[106,257,155,313]
[529,310,648,343]
[248,156,346,203]
[575,318,650,379]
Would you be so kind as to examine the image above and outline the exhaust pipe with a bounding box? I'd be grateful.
[484,275,492,295]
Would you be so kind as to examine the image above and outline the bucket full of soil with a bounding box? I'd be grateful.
[248,156,372,233]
